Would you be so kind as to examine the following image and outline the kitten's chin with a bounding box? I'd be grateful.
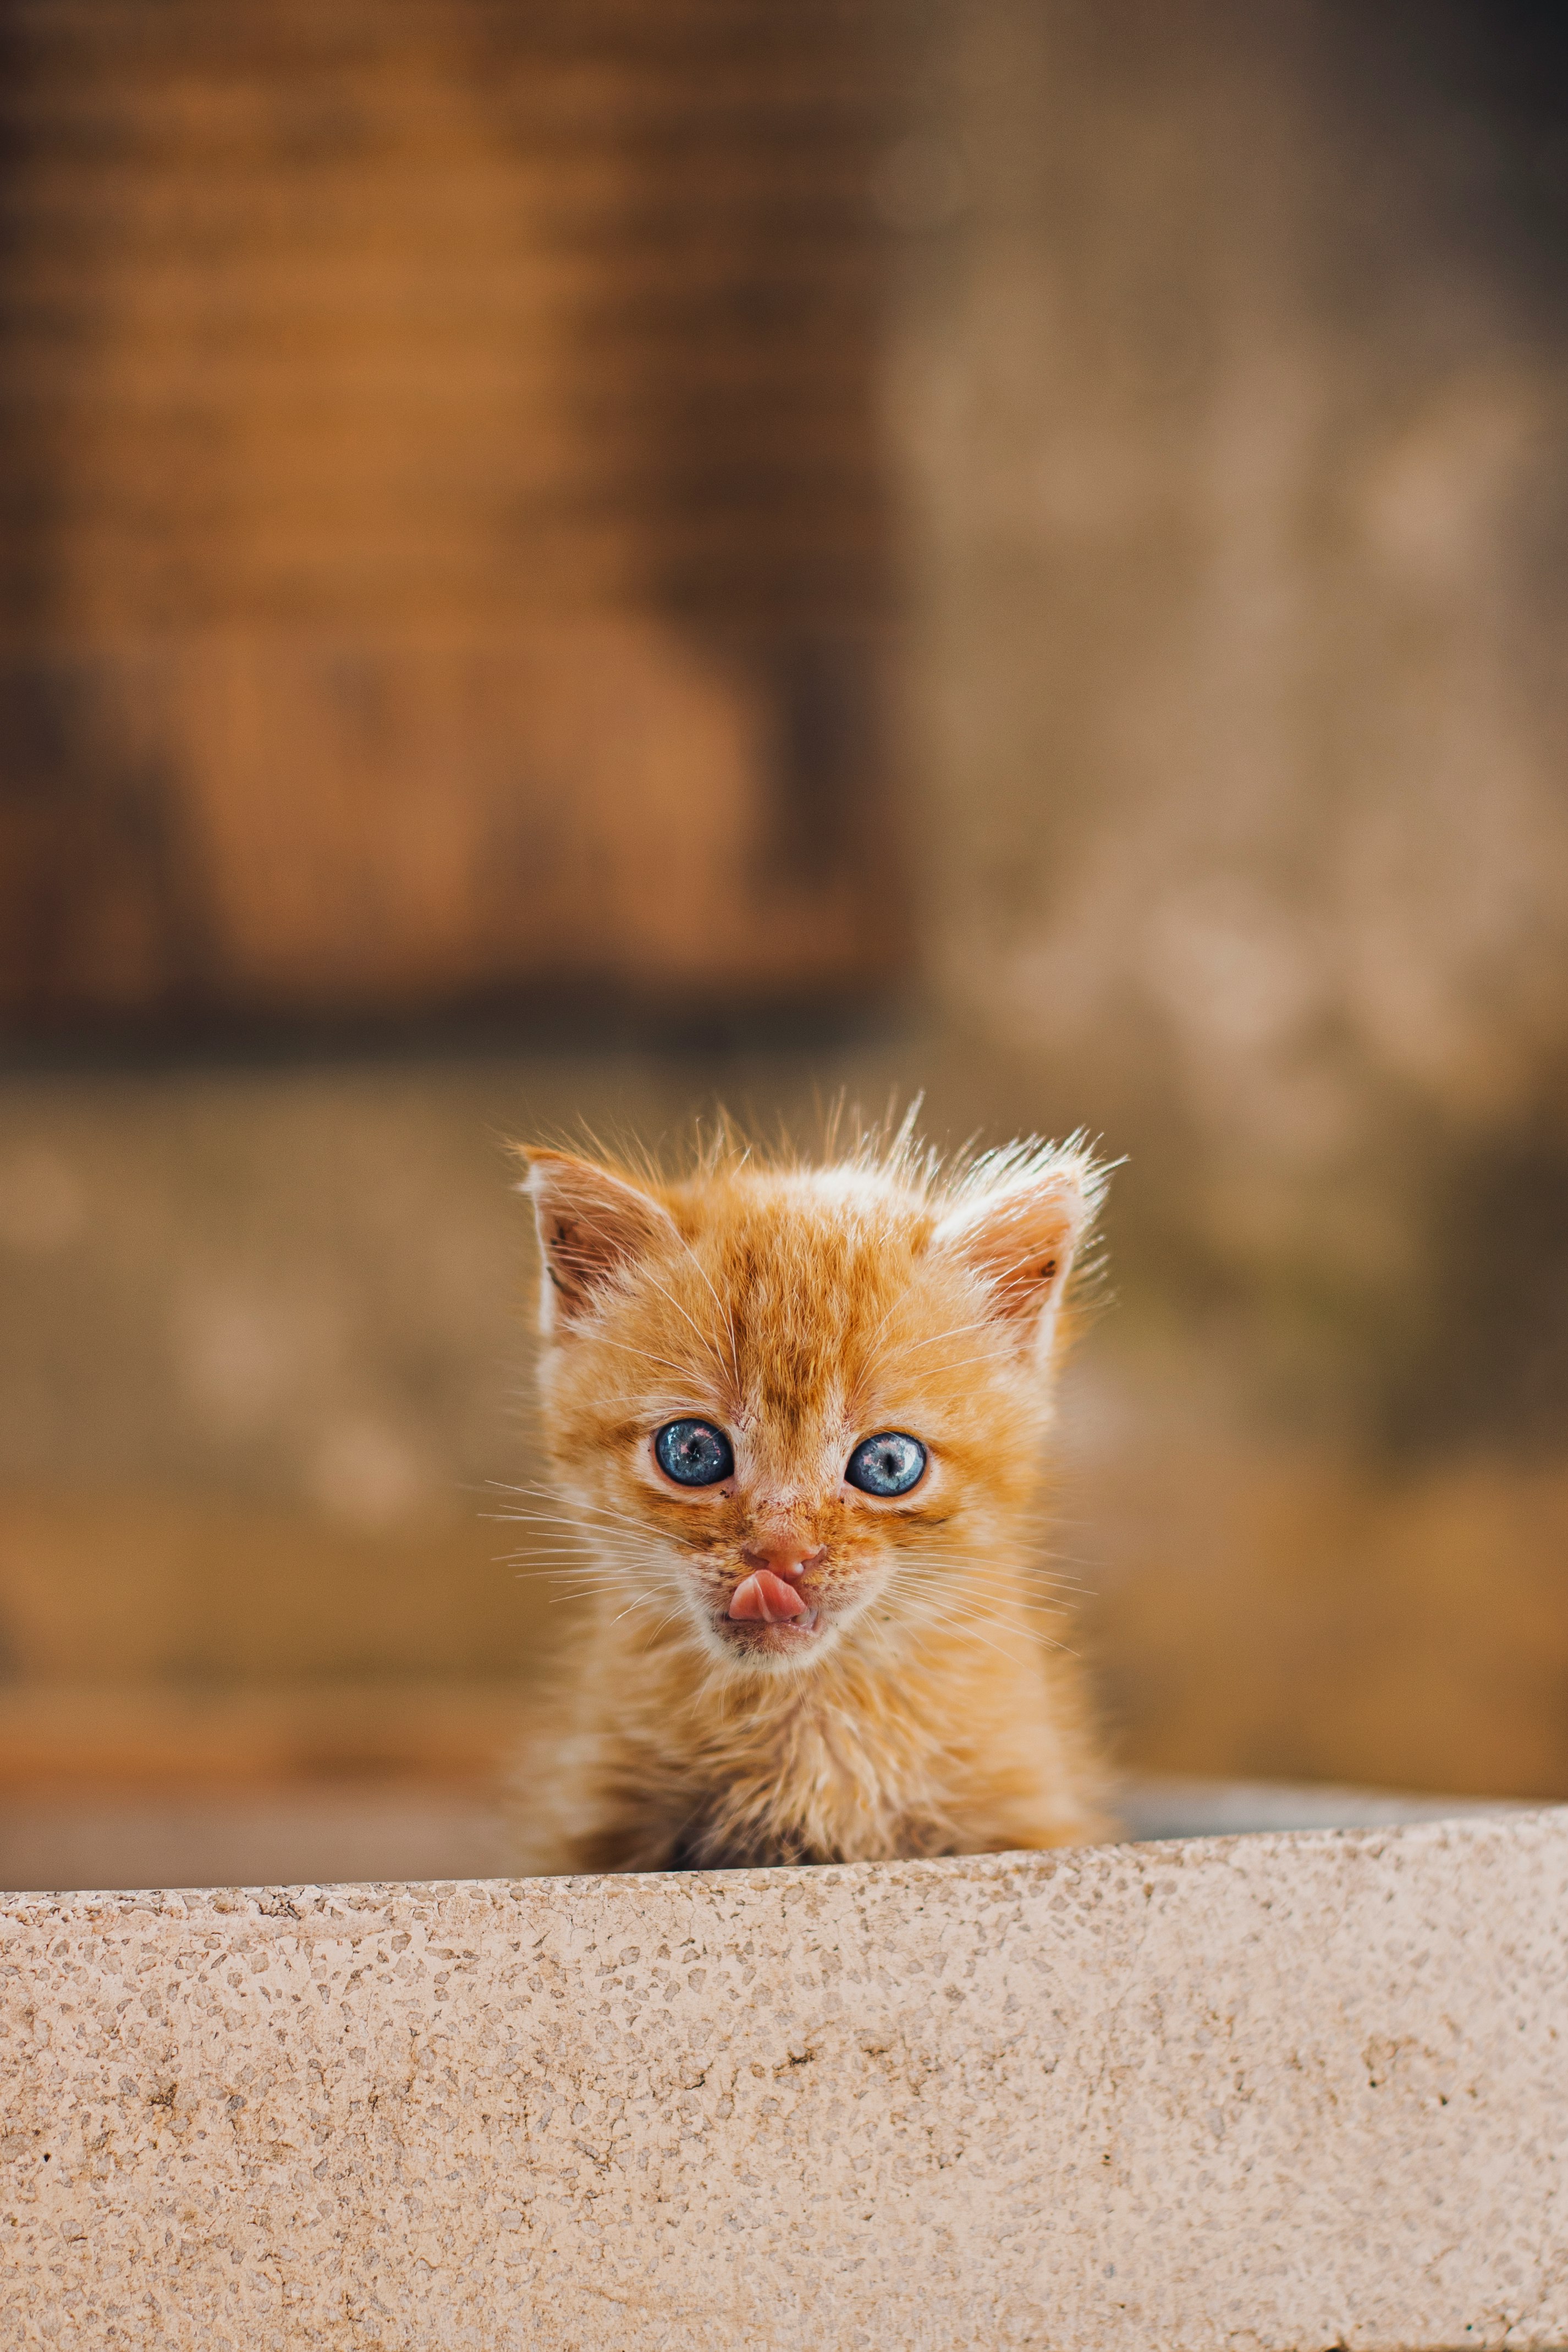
[704,1608,839,1672]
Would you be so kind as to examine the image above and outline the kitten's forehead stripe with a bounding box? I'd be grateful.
[688,1186,925,1439]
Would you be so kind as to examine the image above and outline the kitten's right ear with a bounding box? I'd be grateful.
[516,1149,679,1335]
[930,1151,1100,1369]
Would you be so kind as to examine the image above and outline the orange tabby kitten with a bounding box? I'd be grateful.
[509,1124,1111,1872]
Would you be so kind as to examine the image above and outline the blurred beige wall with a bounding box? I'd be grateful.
[883,0,1568,1796]
[3,0,1567,1801]
[894,0,1568,1422]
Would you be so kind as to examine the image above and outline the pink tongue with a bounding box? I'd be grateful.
[728,1569,807,1624]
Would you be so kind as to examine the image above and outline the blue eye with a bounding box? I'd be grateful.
[654,1419,734,1487]
[845,1432,927,1497]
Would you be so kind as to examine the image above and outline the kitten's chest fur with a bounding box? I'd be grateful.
[522,1585,1107,1875]
[645,1658,953,1870]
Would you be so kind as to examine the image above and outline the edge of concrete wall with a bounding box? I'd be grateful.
[5,1809,1567,2351]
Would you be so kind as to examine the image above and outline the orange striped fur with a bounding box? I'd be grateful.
[508,1121,1112,1871]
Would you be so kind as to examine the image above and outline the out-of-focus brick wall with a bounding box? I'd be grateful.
[0,0,904,1030]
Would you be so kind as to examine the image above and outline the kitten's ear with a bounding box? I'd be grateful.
[517,1149,680,1334]
[931,1156,1099,1365]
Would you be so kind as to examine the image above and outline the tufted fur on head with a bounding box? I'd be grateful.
[506,1114,1114,1872]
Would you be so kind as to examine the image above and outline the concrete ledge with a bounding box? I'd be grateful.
[4,1810,1567,2350]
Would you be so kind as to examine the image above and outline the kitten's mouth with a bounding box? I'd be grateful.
[728,1568,810,1626]
[717,1568,822,1651]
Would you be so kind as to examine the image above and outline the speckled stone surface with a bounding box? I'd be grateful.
[3,1811,1566,2350]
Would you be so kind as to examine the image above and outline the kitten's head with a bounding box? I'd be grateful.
[518,1130,1106,1675]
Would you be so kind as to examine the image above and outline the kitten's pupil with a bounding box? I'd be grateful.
[654,1419,734,1487]
[845,1432,927,1497]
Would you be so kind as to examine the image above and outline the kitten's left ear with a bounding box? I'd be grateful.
[516,1148,680,1336]
[931,1155,1099,1365]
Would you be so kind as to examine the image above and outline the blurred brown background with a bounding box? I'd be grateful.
[2,0,1567,1864]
